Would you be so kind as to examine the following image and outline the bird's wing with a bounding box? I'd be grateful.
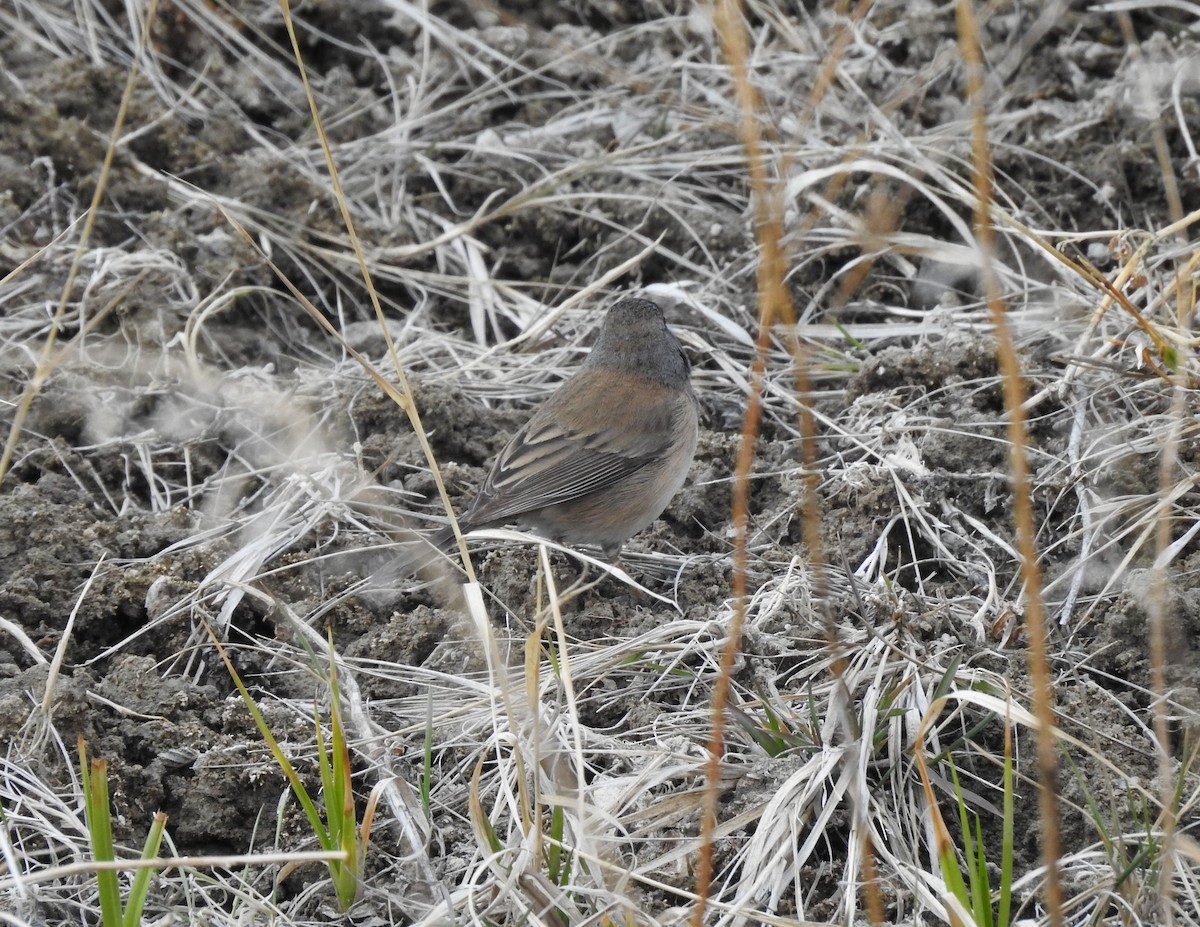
[464,372,686,525]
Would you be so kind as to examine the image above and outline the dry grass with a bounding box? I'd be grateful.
[1,1,1199,925]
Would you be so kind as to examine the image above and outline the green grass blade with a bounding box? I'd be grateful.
[940,756,974,921]
[547,804,564,884]
[972,816,991,927]
[79,740,123,927]
[204,624,332,851]
[326,638,361,909]
[421,694,433,817]
[123,811,168,927]
[997,715,1014,927]
[315,700,335,831]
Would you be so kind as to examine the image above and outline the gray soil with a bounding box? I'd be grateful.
[1,0,1199,924]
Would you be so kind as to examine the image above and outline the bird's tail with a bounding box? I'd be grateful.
[351,526,462,607]
[389,524,459,578]
[425,525,456,553]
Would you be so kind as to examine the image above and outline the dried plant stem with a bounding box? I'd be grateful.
[275,0,477,582]
[955,3,1063,925]
[691,1,787,923]
[1116,13,1184,232]
[1144,255,1198,927]
[700,1,890,923]
[1149,383,1184,927]
[0,0,161,485]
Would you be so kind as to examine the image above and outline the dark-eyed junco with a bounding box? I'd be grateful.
[429,296,699,561]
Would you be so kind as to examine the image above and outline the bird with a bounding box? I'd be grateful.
[426,296,699,563]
